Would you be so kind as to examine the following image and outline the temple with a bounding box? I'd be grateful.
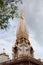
[0,10,43,65]
[12,10,34,59]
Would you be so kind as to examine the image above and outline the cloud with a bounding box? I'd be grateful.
[23,0,43,46]
[23,0,43,60]
[28,28,43,60]
[0,18,19,59]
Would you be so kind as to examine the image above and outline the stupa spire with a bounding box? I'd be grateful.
[16,10,28,39]
[12,10,34,59]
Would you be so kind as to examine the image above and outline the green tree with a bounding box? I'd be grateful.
[0,0,22,29]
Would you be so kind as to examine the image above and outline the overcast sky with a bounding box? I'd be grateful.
[0,0,43,61]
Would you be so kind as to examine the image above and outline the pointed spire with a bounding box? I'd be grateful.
[3,48,5,53]
[16,10,28,39]
[20,9,24,19]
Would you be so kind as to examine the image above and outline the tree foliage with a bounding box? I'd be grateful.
[0,0,22,29]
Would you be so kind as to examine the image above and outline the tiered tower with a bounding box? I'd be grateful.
[12,10,34,59]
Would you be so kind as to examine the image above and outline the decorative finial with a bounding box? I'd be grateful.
[3,48,5,53]
[20,9,24,19]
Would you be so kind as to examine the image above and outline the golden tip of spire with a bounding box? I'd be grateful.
[20,9,24,19]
